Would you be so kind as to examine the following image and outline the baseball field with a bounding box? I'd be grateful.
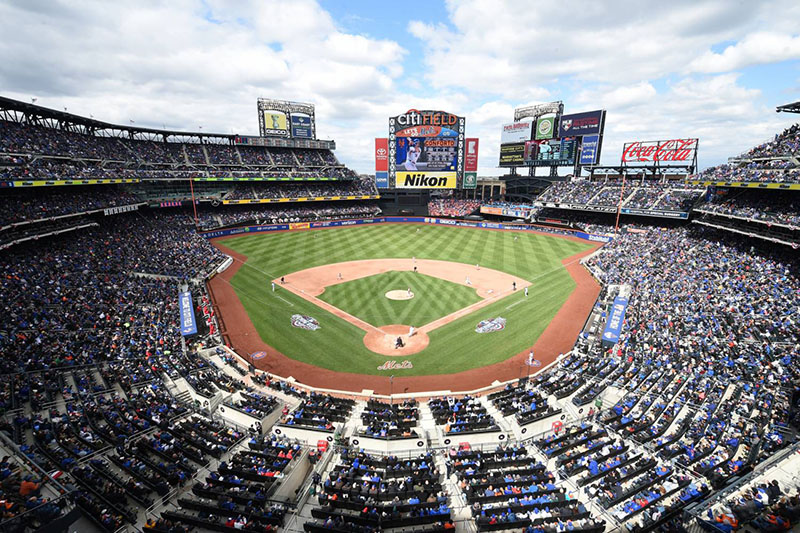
[208,223,598,389]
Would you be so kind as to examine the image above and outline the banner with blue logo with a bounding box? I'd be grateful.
[290,115,313,138]
[580,134,600,165]
[179,291,197,336]
[601,295,628,346]
[375,171,389,189]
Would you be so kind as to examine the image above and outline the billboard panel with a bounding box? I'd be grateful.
[558,110,604,137]
[389,109,465,188]
[290,114,313,138]
[535,117,555,140]
[523,137,577,166]
[601,295,629,346]
[463,172,477,189]
[621,138,698,163]
[179,291,197,336]
[262,110,289,137]
[395,171,457,189]
[580,134,600,165]
[500,121,533,144]
[375,138,389,172]
[499,143,525,166]
[465,138,479,172]
[375,171,389,189]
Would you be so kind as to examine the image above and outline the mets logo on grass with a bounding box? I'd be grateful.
[475,317,507,333]
[291,314,320,331]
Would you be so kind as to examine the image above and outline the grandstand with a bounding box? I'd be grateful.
[0,91,799,533]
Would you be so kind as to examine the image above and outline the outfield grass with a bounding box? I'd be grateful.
[221,224,592,376]
[318,271,482,327]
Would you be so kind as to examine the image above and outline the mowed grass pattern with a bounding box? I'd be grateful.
[222,224,592,376]
[318,271,482,327]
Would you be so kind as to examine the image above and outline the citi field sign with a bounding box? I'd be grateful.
[394,109,459,127]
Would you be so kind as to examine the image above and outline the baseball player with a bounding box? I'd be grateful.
[524,286,528,297]
[465,276,471,285]
[271,281,275,292]
[403,139,421,170]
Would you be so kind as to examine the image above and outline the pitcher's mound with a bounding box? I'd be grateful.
[364,324,429,355]
[386,290,414,300]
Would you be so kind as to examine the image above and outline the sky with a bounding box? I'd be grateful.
[1,0,799,176]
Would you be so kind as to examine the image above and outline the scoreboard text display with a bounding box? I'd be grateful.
[389,109,465,189]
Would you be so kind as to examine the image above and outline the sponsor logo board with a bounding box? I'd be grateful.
[558,110,604,137]
[464,138,479,172]
[621,138,698,163]
[395,172,457,189]
[501,121,533,144]
[535,117,555,140]
[375,138,389,171]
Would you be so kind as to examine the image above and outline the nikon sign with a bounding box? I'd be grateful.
[395,172,457,189]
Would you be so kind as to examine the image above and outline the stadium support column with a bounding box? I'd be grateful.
[614,170,626,235]
[189,176,199,227]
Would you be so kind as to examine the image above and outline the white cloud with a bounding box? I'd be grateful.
[690,32,800,73]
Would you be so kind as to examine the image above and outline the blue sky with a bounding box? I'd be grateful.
[1,0,799,175]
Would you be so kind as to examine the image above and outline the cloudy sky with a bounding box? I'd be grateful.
[1,0,799,175]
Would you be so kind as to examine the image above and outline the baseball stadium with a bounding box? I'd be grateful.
[1,3,800,533]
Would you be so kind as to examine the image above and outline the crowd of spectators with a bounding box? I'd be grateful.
[0,185,141,226]
[0,118,359,181]
[195,201,382,230]
[740,123,800,159]
[226,177,376,200]
[536,180,704,211]
[697,190,800,228]
[428,198,480,217]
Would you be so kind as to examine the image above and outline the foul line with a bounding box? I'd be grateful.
[275,295,294,307]
[505,299,527,310]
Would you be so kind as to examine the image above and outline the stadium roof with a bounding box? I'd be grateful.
[0,95,232,141]
[776,100,800,114]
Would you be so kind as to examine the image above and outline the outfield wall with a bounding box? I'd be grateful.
[199,216,614,243]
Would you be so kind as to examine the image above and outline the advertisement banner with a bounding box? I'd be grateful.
[499,143,525,166]
[580,134,600,165]
[535,117,555,140]
[465,138,479,172]
[463,172,477,189]
[601,295,629,346]
[621,138,698,163]
[179,291,197,336]
[395,172,457,189]
[199,217,614,244]
[500,121,533,144]
[375,171,389,189]
[262,110,289,137]
[558,110,605,137]
[375,138,389,172]
[290,115,313,138]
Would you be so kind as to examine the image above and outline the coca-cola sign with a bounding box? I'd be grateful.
[622,138,698,163]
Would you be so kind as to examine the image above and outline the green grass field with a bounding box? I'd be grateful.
[318,271,482,327]
[221,224,591,376]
